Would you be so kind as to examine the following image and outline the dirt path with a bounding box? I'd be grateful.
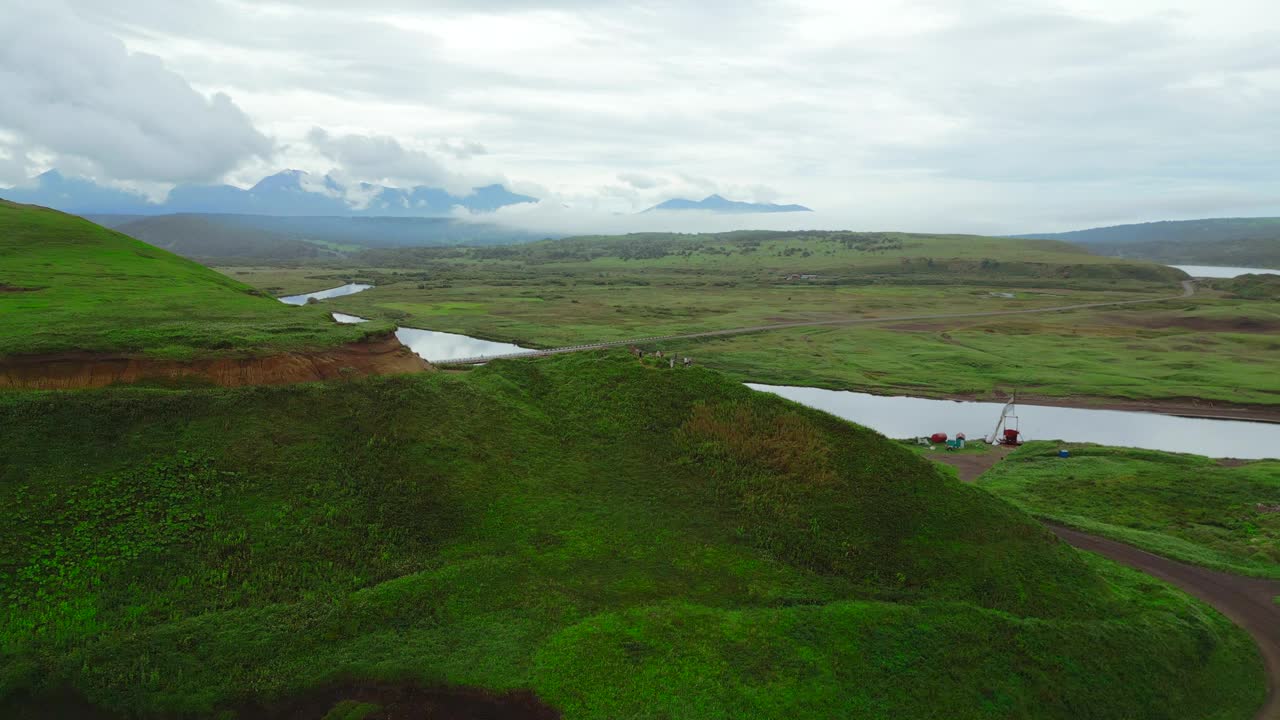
[928,445,1016,481]
[1050,525,1280,720]
[940,446,1280,720]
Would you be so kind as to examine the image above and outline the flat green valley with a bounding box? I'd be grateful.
[221,231,1278,416]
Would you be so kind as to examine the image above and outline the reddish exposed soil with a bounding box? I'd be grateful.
[0,689,117,720]
[1108,313,1280,334]
[1004,394,1280,424]
[1,683,560,720]
[928,445,1015,481]
[235,681,561,720]
[0,334,431,390]
[883,320,969,331]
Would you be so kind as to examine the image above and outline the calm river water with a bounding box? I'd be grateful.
[1170,265,1280,278]
[328,306,533,362]
[281,284,534,362]
[279,283,373,305]
[748,383,1279,460]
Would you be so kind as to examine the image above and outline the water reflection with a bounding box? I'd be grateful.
[279,283,373,305]
[1170,265,1280,279]
[327,310,532,362]
[748,383,1279,460]
[394,327,533,363]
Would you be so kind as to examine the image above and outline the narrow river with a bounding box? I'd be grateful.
[748,384,1279,460]
[1170,265,1280,278]
[279,283,373,305]
[280,284,534,362]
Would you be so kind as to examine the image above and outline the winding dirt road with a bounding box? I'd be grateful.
[933,449,1280,720]
[436,280,1197,365]
[1051,526,1280,720]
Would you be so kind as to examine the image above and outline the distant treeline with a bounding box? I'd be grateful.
[85,213,553,262]
[353,230,906,266]
[1015,217,1280,267]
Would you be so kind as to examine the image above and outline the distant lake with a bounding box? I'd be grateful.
[748,383,1279,460]
[279,283,372,305]
[1170,265,1280,279]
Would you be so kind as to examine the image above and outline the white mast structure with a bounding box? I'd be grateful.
[987,392,1020,445]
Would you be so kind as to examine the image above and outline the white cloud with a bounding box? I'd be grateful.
[8,0,1280,230]
[436,139,489,159]
[0,1,272,184]
[306,127,496,194]
[617,172,668,190]
[0,139,29,186]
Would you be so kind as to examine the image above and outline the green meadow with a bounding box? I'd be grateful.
[219,230,1280,409]
[980,442,1280,579]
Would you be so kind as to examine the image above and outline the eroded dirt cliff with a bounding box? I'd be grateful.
[0,334,430,390]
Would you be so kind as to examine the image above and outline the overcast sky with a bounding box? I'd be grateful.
[1,0,1278,233]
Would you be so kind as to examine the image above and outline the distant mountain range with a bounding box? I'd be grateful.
[0,169,538,217]
[1014,217,1280,267]
[643,194,812,214]
[86,213,554,261]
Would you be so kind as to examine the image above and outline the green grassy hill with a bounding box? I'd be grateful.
[0,201,387,359]
[1211,273,1280,300]
[0,354,1262,719]
[980,441,1280,578]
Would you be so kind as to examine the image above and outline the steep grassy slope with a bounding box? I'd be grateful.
[0,354,1262,719]
[980,442,1280,578]
[0,201,387,358]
